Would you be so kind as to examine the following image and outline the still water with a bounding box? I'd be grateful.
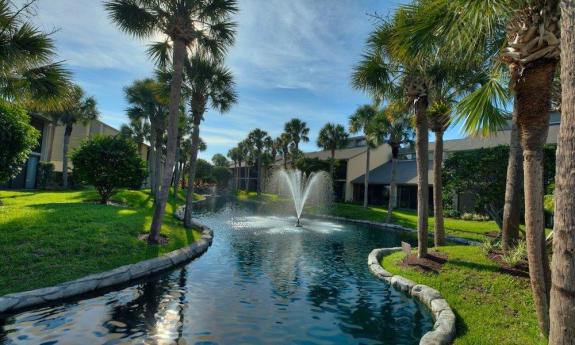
[0,199,433,345]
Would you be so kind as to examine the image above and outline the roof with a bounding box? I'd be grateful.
[351,159,433,185]
[303,146,366,161]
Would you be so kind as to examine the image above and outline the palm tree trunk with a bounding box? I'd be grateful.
[330,149,336,178]
[257,154,262,196]
[363,146,370,208]
[148,129,157,195]
[283,153,287,169]
[172,135,182,199]
[238,159,242,191]
[515,59,556,336]
[415,96,429,258]
[62,124,72,189]
[502,106,522,252]
[433,130,445,246]
[149,38,186,243]
[387,145,399,224]
[184,114,202,229]
[550,3,575,342]
[154,130,163,199]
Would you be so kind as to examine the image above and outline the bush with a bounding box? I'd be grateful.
[501,240,527,267]
[461,212,490,221]
[37,162,54,190]
[481,239,500,256]
[211,166,232,188]
[0,101,40,183]
[71,135,147,203]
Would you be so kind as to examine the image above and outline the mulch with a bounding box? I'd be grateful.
[400,251,448,273]
[487,251,530,278]
[138,233,170,245]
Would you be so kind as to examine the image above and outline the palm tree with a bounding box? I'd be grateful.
[316,123,349,177]
[428,100,451,246]
[179,55,237,229]
[53,85,99,189]
[227,147,240,190]
[349,105,380,209]
[276,133,291,169]
[0,0,70,110]
[284,118,310,153]
[179,136,206,190]
[398,1,560,333]
[124,78,168,199]
[246,129,271,196]
[173,108,191,199]
[549,3,575,342]
[237,140,249,190]
[106,0,238,244]
[377,102,414,223]
[120,118,150,155]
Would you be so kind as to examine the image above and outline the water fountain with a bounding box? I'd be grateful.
[274,169,332,227]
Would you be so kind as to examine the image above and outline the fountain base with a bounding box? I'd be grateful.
[295,219,302,227]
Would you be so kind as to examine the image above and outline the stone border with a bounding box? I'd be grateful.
[314,214,480,246]
[368,248,456,345]
[0,222,213,315]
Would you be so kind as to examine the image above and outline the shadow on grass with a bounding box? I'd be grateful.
[446,259,500,275]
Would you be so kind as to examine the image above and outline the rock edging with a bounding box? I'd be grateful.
[368,248,456,345]
[0,223,213,315]
[315,214,480,246]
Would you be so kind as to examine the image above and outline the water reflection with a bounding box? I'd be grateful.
[0,200,433,345]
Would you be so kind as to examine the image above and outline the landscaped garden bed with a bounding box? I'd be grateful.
[0,189,204,296]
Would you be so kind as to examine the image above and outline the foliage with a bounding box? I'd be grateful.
[501,240,528,267]
[461,213,490,222]
[70,136,147,203]
[544,195,554,215]
[284,118,309,150]
[481,239,500,257]
[195,159,213,182]
[294,157,332,175]
[0,189,202,295]
[0,100,40,183]
[52,85,99,129]
[211,166,232,187]
[37,161,54,190]
[316,123,349,152]
[212,153,229,167]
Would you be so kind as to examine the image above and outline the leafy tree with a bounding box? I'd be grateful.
[105,0,238,244]
[52,85,99,189]
[0,101,40,184]
[212,153,229,167]
[211,166,232,188]
[246,129,271,196]
[316,123,349,177]
[294,157,332,176]
[284,118,309,152]
[0,0,70,110]
[70,135,147,204]
[194,158,213,185]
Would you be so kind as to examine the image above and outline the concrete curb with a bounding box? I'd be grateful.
[368,248,456,345]
[0,221,213,315]
[313,214,481,246]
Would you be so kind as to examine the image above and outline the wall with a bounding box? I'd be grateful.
[345,144,392,201]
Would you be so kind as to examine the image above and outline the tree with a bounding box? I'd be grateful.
[70,135,147,204]
[227,147,240,190]
[276,133,291,169]
[179,136,206,189]
[211,166,232,188]
[549,1,575,342]
[53,85,99,189]
[316,123,349,177]
[119,118,150,155]
[349,105,380,209]
[0,100,40,184]
[0,0,70,110]
[284,118,310,153]
[106,0,238,244]
[212,153,229,167]
[246,129,271,196]
[400,0,560,332]
[124,78,167,199]
[428,100,451,246]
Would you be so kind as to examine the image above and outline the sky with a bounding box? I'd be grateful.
[24,0,464,160]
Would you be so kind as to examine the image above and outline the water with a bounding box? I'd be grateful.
[0,199,433,345]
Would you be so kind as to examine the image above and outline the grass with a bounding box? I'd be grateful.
[235,190,281,203]
[382,246,544,345]
[0,188,204,296]
[321,203,499,242]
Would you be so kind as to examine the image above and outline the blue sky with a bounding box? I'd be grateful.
[26,0,464,160]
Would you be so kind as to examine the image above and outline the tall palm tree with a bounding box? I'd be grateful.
[179,55,237,229]
[377,102,414,223]
[428,100,451,246]
[106,0,238,244]
[0,0,70,110]
[316,123,349,177]
[237,140,249,190]
[53,85,99,189]
[179,136,206,190]
[399,0,560,333]
[246,129,271,196]
[124,78,168,199]
[349,105,380,209]
[549,2,575,342]
[227,147,240,190]
[173,108,191,198]
[120,118,150,155]
[284,118,310,153]
[276,133,291,169]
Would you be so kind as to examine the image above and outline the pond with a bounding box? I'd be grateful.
[0,198,433,344]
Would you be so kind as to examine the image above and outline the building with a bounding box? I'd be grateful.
[2,114,149,189]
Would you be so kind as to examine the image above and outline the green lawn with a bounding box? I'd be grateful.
[322,203,498,242]
[235,190,281,202]
[0,188,203,296]
[382,246,544,345]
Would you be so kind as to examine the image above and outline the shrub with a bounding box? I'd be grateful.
[211,166,232,188]
[71,135,147,203]
[461,212,490,222]
[37,162,54,189]
[501,240,527,267]
[481,239,500,256]
[0,101,40,183]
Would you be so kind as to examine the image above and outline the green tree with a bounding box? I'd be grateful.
[120,118,150,155]
[52,85,99,189]
[316,123,349,177]
[71,135,147,204]
[212,153,229,167]
[0,0,70,110]
[349,105,380,209]
[227,147,241,190]
[246,129,271,196]
[0,100,40,184]
[275,133,291,169]
[211,166,232,188]
[105,0,238,244]
[284,118,310,153]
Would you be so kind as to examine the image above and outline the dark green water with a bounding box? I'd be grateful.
[0,199,433,344]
